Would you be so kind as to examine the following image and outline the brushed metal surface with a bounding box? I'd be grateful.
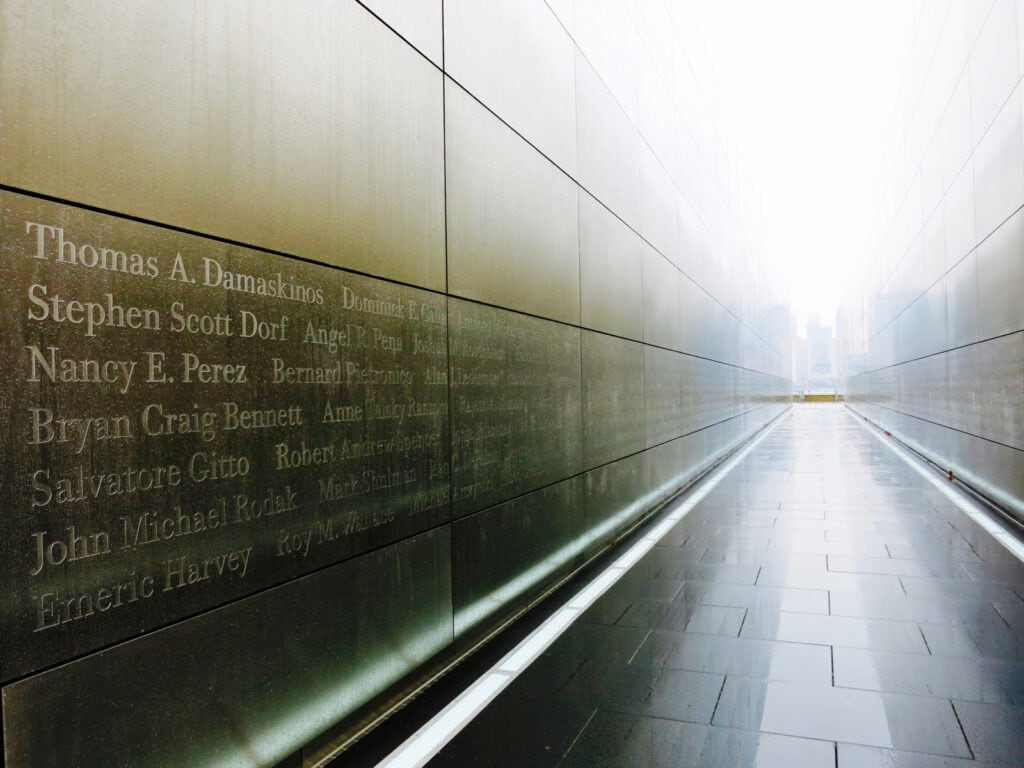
[578,190,644,340]
[680,273,711,357]
[967,0,1020,146]
[699,418,742,473]
[677,354,701,435]
[2,529,453,768]
[638,46,677,178]
[945,249,980,349]
[575,52,641,229]
[676,194,704,278]
[850,398,1023,524]
[907,278,948,359]
[0,191,450,680]
[642,244,681,350]
[946,428,1024,521]
[944,167,978,268]
[940,76,973,199]
[849,340,1023,520]
[897,353,950,430]
[707,300,737,366]
[684,355,711,433]
[644,435,685,502]
[581,330,646,469]
[956,334,1024,450]
[689,357,732,431]
[0,0,446,290]
[360,0,443,65]
[972,86,1024,242]
[634,0,673,87]
[444,0,577,174]
[573,0,639,123]
[445,81,581,324]
[448,299,582,517]
[644,346,683,447]
[582,452,648,559]
[975,206,1024,340]
[452,477,585,637]
[546,0,574,33]
[931,350,969,437]
[639,146,678,261]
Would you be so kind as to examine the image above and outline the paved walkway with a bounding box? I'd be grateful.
[425,405,1024,767]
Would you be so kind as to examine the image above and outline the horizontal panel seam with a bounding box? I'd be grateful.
[846,397,1024,454]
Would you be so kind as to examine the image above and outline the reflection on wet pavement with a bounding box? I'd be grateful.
[428,406,1024,767]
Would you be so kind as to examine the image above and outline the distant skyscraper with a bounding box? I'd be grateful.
[806,313,833,379]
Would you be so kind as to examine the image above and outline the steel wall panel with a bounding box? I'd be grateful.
[945,249,980,349]
[448,299,582,517]
[922,206,948,286]
[972,86,1024,241]
[712,302,741,366]
[677,355,701,435]
[578,190,644,340]
[680,277,710,357]
[445,82,580,324]
[676,195,704,278]
[899,354,949,427]
[970,333,1024,450]
[685,356,714,432]
[944,167,978,268]
[0,191,452,680]
[360,0,443,65]
[644,436,685,502]
[2,528,454,768]
[583,453,649,559]
[640,146,679,261]
[921,139,945,222]
[573,0,639,122]
[975,206,1024,340]
[700,419,742,474]
[575,53,641,229]
[639,50,678,181]
[947,430,1024,520]
[632,0,675,82]
[935,75,973,197]
[680,427,716,483]
[920,279,950,358]
[644,346,683,447]
[546,0,574,33]
[582,331,646,469]
[968,0,1020,144]
[451,477,585,637]
[444,0,577,174]
[642,245,681,349]
[890,413,952,476]
[0,0,447,290]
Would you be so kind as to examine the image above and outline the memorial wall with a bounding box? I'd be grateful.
[841,0,1024,522]
[0,1,790,766]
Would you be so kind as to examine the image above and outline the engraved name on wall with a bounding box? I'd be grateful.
[448,299,582,516]
[0,192,450,679]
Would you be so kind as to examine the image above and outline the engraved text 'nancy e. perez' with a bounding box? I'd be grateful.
[0,192,450,679]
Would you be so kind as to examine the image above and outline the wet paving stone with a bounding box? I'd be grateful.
[740,609,930,653]
[633,630,832,684]
[713,678,970,757]
[833,646,1024,703]
[557,711,835,768]
[426,407,1024,767]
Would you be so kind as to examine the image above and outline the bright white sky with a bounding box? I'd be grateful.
[688,0,915,335]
